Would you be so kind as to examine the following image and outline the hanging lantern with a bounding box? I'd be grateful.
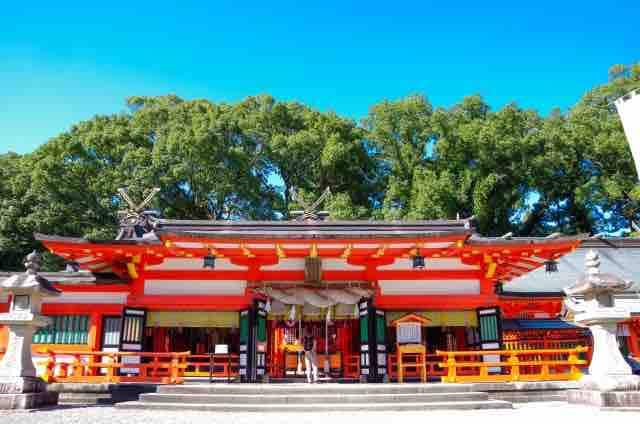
[263,283,271,313]
[412,249,426,269]
[544,259,558,273]
[203,249,216,269]
[265,297,272,313]
[288,304,297,321]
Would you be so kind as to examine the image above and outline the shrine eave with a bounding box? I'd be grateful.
[33,225,583,285]
[34,233,161,246]
[155,218,473,232]
[154,228,472,240]
[466,234,587,246]
[152,218,474,239]
[0,271,94,283]
[0,271,129,286]
[0,272,61,294]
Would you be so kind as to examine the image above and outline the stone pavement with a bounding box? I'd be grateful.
[0,402,638,424]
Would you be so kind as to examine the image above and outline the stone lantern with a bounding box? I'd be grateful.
[0,251,60,409]
[564,249,640,407]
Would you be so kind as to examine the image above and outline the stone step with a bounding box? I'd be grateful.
[46,382,158,405]
[489,391,567,403]
[140,391,490,404]
[57,392,115,405]
[117,399,513,412]
[158,383,475,395]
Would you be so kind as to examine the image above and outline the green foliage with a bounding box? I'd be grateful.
[1,64,639,270]
[363,94,435,219]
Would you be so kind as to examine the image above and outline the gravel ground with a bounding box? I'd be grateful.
[0,402,638,424]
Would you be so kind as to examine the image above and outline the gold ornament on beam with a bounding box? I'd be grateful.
[276,244,287,259]
[372,244,387,258]
[341,244,352,259]
[240,244,255,258]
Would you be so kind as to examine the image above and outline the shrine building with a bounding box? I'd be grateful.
[2,208,637,383]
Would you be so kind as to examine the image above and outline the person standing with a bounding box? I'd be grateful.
[302,326,319,383]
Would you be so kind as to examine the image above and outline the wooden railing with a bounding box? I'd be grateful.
[283,351,344,377]
[503,338,591,352]
[317,353,342,377]
[395,344,427,383]
[38,350,190,384]
[343,354,360,379]
[185,354,239,378]
[436,347,588,383]
[387,354,447,380]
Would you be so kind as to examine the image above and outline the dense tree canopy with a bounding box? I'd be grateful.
[0,64,638,270]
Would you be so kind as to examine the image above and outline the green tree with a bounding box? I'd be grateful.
[532,63,640,235]
[363,94,435,220]
[238,95,379,219]
[129,95,277,220]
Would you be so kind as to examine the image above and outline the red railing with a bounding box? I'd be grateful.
[387,353,447,380]
[38,350,190,384]
[343,354,360,379]
[185,354,239,378]
[436,347,588,383]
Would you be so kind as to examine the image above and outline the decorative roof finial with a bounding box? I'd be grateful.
[24,250,41,275]
[290,187,332,221]
[117,187,161,222]
[116,187,161,239]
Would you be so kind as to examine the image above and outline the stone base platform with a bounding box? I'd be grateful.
[473,381,579,403]
[568,389,640,408]
[0,376,59,410]
[0,391,58,409]
[46,383,158,405]
[117,383,514,412]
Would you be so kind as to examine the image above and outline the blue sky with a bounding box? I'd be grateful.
[1,1,638,154]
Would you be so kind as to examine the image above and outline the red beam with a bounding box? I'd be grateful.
[374,270,483,280]
[42,304,123,314]
[126,294,253,310]
[142,270,248,280]
[373,294,499,310]
[140,269,484,282]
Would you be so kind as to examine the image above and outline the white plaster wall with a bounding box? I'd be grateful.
[144,279,246,295]
[378,279,480,295]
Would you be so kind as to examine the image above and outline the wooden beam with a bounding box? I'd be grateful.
[374,294,499,310]
[126,294,253,310]
[42,303,124,315]
[142,270,248,280]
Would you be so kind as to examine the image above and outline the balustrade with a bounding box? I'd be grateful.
[38,350,189,384]
[185,353,239,378]
[436,347,588,383]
